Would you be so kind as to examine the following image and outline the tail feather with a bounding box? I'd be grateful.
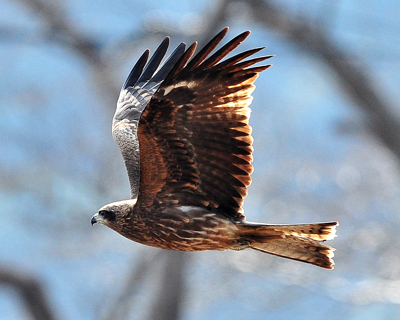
[238,221,338,269]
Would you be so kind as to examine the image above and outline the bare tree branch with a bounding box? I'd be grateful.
[148,251,188,320]
[12,0,123,198]
[0,267,57,320]
[235,0,400,160]
[14,0,102,65]
[101,248,162,320]
[13,0,121,107]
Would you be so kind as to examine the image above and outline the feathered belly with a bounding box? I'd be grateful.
[121,207,243,251]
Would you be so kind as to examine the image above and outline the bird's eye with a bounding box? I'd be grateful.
[99,210,116,222]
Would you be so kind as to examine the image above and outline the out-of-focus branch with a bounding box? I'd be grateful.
[235,0,400,160]
[12,0,123,198]
[14,0,102,66]
[101,248,162,320]
[13,0,120,103]
[0,267,57,320]
[148,251,188,320]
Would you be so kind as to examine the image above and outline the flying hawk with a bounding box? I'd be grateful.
[91,28,338,269]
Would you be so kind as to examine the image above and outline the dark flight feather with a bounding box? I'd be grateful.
[137,37,170,84]
[148,43,186,85]
[197,30,250,69]
[123,49,149,89]
[133,28,272,220]
[185,28,229,71]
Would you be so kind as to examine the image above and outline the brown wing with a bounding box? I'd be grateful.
[137,28,272,220]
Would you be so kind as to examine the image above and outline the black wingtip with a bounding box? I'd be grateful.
[123,49,150,89]
[149,42,187,84]
[137,37,170,84]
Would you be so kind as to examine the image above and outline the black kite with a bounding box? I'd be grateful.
[91,28,338,269]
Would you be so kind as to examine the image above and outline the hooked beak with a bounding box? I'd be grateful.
[91,213,99,226]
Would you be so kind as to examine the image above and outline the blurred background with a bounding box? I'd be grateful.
[1,0,400,319]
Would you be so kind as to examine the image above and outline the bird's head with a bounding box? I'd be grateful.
[91,199,136,231]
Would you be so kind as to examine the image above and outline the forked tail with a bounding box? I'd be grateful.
[238,221,338,269]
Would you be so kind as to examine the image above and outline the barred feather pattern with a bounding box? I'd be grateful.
[238,221,338,269]
[136,28,272,219]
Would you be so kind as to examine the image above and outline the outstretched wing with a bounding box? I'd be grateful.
[136,28,272,220]
[112,38,186,199]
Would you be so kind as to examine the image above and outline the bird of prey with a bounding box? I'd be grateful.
[91,28,338,269]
